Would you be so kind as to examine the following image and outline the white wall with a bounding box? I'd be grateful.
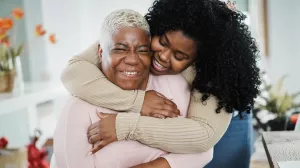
[41,0,154,81]
[266,0,300,93]
[23,0,48,81]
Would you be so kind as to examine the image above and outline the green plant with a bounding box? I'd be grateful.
[255,73,300,117]
[0,44,23,72]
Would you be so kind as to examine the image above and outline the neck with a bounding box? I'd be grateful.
[139,74,150,90]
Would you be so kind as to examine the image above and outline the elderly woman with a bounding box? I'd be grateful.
[54,9,213,168]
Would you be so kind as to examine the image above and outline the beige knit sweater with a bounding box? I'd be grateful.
[61,42,232,154]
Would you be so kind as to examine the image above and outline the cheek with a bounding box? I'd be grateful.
[101,55,113,70]
[110,56,124,70]
[140,56,152,69]
[151,37,161,50]
[102,56,122,75]
[170,60,191,73]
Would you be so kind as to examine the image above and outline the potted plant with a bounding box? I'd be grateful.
[0,8,56,93]
[254,73,300,131]
[0,44,20,92]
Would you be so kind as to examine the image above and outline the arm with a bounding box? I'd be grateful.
[61,42,178,117]
[53,98,95,168]
[116,90,232,154]
[61,42,145,112]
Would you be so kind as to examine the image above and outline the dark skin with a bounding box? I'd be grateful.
[150,31,197,75]
[87,30,197,167]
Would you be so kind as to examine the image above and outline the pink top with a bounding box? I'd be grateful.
[54,74,213,168]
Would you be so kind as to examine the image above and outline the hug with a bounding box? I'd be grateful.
[53,0,260,167]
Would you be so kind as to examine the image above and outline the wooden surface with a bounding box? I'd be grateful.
[262,131,300,168]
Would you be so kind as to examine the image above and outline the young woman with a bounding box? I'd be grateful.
[61,0,260,167]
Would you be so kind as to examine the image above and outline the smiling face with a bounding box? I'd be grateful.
[150,30,198,75]
[100,27,151,90]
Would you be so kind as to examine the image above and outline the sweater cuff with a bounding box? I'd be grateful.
[116,113,140,140]
[130,90,145,113]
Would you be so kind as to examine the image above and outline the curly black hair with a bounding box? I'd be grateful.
[145,0,261,115]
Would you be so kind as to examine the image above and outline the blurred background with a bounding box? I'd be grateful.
[0,0,299,167]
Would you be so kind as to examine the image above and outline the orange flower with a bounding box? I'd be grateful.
[0,35,10,47]
[35,24,46,36]
[11,8,24,20]
[0,29,7,40]
[0,18,13,30]
[49,34,56,44]
[290,114,299,124]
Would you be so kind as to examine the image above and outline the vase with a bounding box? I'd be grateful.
[13,56,24,93]
[0,71,15,93]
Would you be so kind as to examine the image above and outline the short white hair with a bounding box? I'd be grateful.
[99,9,150,51]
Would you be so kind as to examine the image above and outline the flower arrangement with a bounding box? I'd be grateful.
[0,137,8,149]
[255,75,300,117]
[0,8,56,92]
[0,134,49,168]
[253,73,300,131]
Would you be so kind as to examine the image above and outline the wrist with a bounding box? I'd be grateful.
[115,113,140,140]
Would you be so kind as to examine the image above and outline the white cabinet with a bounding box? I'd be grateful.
[0,82,68,147]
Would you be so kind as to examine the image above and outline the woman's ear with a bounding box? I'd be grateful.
[98,44,103,64]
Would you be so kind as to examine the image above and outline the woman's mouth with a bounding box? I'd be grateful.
[152,59,168,72]
[120,71,140,78]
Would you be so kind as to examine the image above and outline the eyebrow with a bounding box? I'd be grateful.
[137,44,150,49]
[164,34,190,58]
[114,43,128,48]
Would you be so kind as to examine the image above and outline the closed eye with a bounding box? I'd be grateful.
[173,52,187,61]
[113,48,127,51]
[138,50,149,52]
[137,50,151,56]
[159,37,168,47]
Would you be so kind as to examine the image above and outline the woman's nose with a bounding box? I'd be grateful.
[158,50,171,63]
[124,51,139,66]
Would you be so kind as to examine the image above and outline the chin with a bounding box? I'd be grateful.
[118,83,139,90]
[150,67,168,76]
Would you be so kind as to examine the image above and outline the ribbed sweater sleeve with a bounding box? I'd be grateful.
[116,89,232,153]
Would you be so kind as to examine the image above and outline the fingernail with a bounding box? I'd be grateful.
[87,151,93,156]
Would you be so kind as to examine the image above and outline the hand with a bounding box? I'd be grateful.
[141,90,180,119]
[87,112,117,154]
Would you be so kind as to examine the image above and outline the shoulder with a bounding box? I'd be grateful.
[63,97,97,115]
[181,66,196,86]
[151,74,189,90]
[150,74,190,116]
[149,74,190,97]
